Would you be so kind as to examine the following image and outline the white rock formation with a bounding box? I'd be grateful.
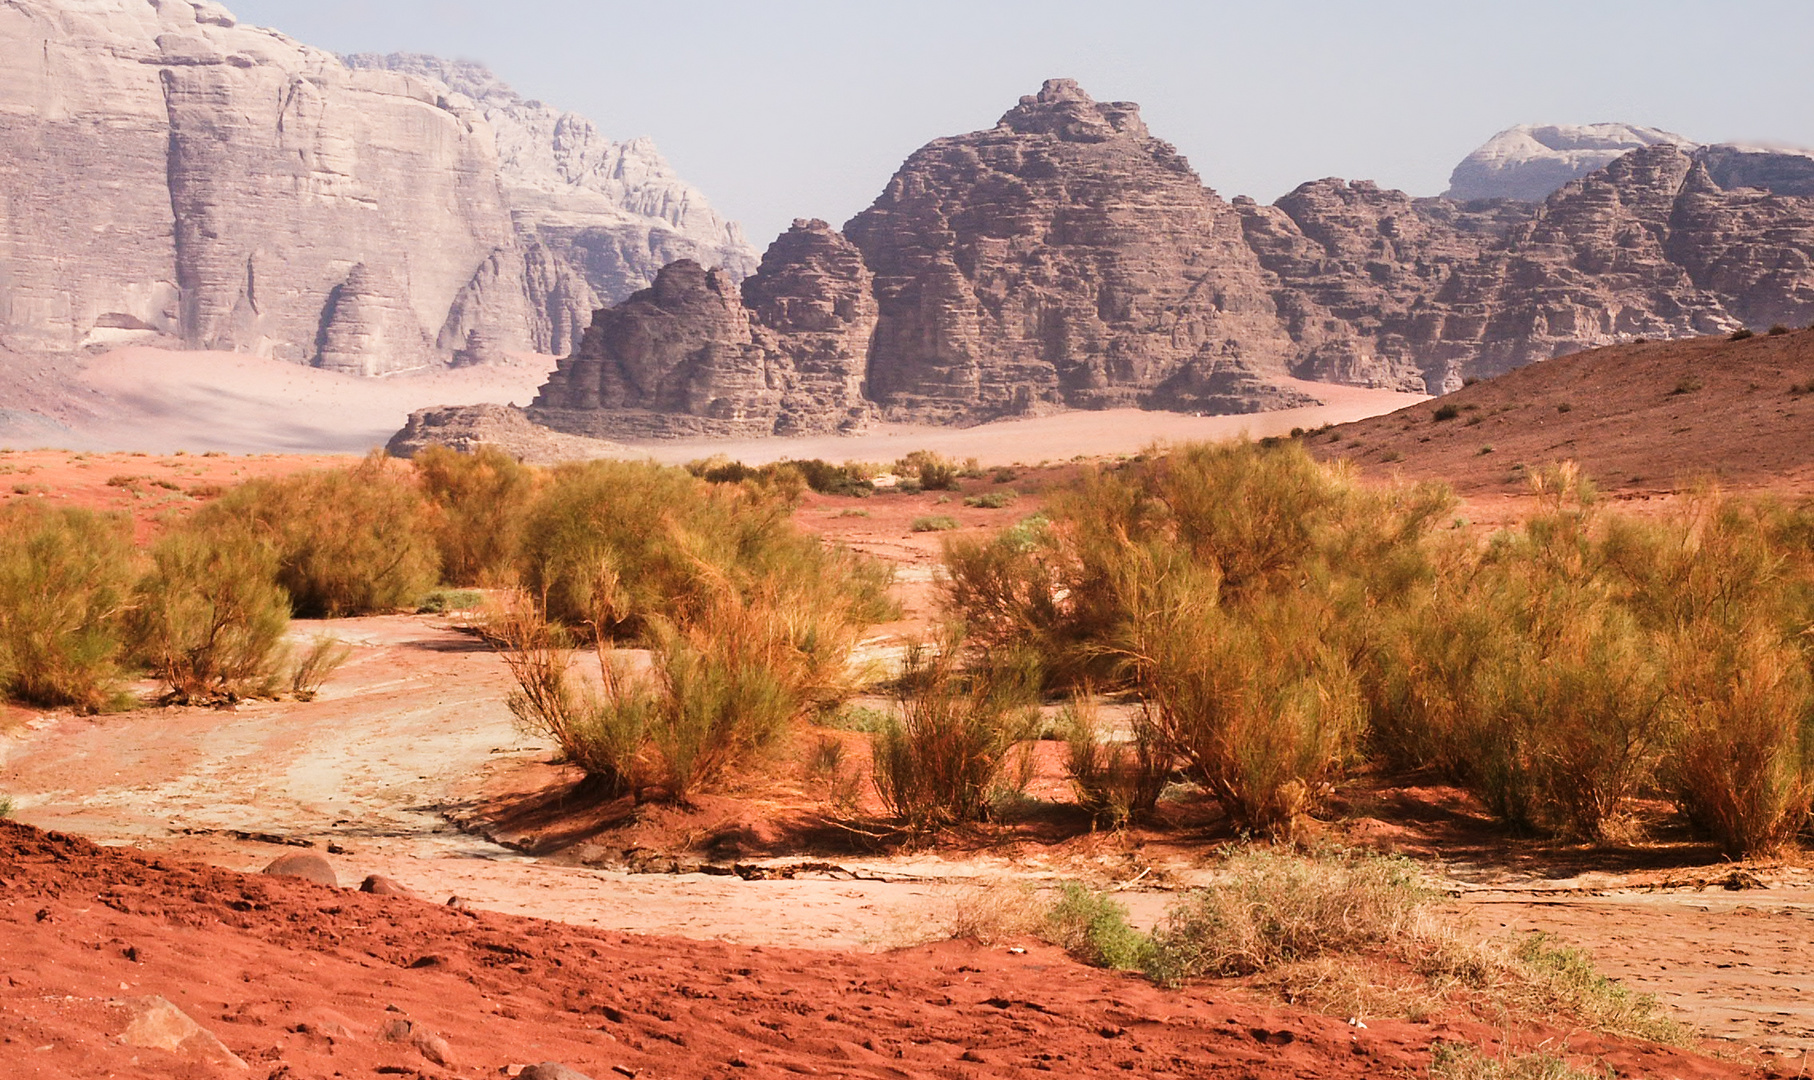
[0,0,757,375]
[1445,123,1699,202]
[342,52,760,354]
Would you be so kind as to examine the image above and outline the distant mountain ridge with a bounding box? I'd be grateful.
[499,80,1814,444]
[1446,122,1814,203]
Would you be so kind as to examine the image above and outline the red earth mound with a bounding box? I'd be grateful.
[0,822,1758,1080]
[1313,327,1814,495]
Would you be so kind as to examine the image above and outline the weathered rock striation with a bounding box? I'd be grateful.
[526,80,1319,440]
[0,0,754,376]
[342,52,759,355]
[521,81,1814,442]
[530,220,877,438]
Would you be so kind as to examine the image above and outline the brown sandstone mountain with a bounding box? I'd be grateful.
[514,81,1814,444]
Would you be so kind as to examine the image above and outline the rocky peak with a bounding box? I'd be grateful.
[996,78,1148,142]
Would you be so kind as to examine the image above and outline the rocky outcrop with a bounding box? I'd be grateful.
[514,84,1814,440]
[529,79,1317,438]
[342,52,760,344]
[0,0,754,376]
[843,79,1310,421]
[387,403,623,464]
[529,220,878,438]
[1445,123,1696,202]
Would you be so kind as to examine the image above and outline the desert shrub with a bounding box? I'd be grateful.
[492,600,650,797]
[520,458,894,639]
[962,490,1016,509]
[805,734,863,816]
[1769,323,1791,336]
[871,642,1040,828]
[910,515,960,533]
[200,452,437,617]
[1729,327,1755,341]
[414,444,537,587]
[1060,693,1170,827]
[417,588,484,615]
[1428,1043,1610,1080]
[1128,577,1364,836]
[0,504,136,711]
[289,634,352,701]
[1601,496,1814,855]
[1432,402,1460,422]
[1045,883,1152,970]
[643,593,827,798]
[0,794,11,819]
[896,450,960,491]
[128,517,290,704]
[1365,466,1672,840]
[1144,847,1432,986]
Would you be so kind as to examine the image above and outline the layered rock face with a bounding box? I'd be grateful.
[342,52,759,354]
[1245,144,1814,391]
[522,83,1814,440]
[0,0,754,375]
[842,78,1308,421]
[530,220,876,438]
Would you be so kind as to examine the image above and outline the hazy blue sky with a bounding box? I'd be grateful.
[228,0,1814,247]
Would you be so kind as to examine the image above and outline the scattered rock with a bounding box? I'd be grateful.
[359,874,420,899]
[518,1063,598,1080]
[116,994,249,1070]
[261,853,337,888]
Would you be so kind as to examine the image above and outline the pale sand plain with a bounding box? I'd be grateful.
[1,346,1427,460]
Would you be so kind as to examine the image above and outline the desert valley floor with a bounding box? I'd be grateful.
[2,425,1813,1078]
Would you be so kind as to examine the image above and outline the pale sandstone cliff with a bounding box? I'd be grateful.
[0,0,754,377]
[341,52,760,356]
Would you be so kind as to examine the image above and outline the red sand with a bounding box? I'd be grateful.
[0,823,1758,1080]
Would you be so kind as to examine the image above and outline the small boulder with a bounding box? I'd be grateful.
[262,852,337,887]
[519,1064,597,1080]
[411,1028,454,1067]
[359,874,419,898]
[118,995,249,1070]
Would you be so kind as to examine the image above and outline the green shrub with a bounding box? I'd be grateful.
[910,515,960,533]
[1060,694,1169,826]
[1428,1043,1611,1080]
[0,794,11,819]
[493,601,650,798]
[1432,402,1461,422]
[1512,933,1685,1043]
[199,452,437,617]
[871,643,1040,828]
[962,490,1017,509]
[0,504,136,711]
[417,588,484,615]
[414,444,536,587]
[289,634,352,701]
[1045,883,1152,970]
[896,450,960,491]
[128,517,290,704]
[1144,847,1432,987]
